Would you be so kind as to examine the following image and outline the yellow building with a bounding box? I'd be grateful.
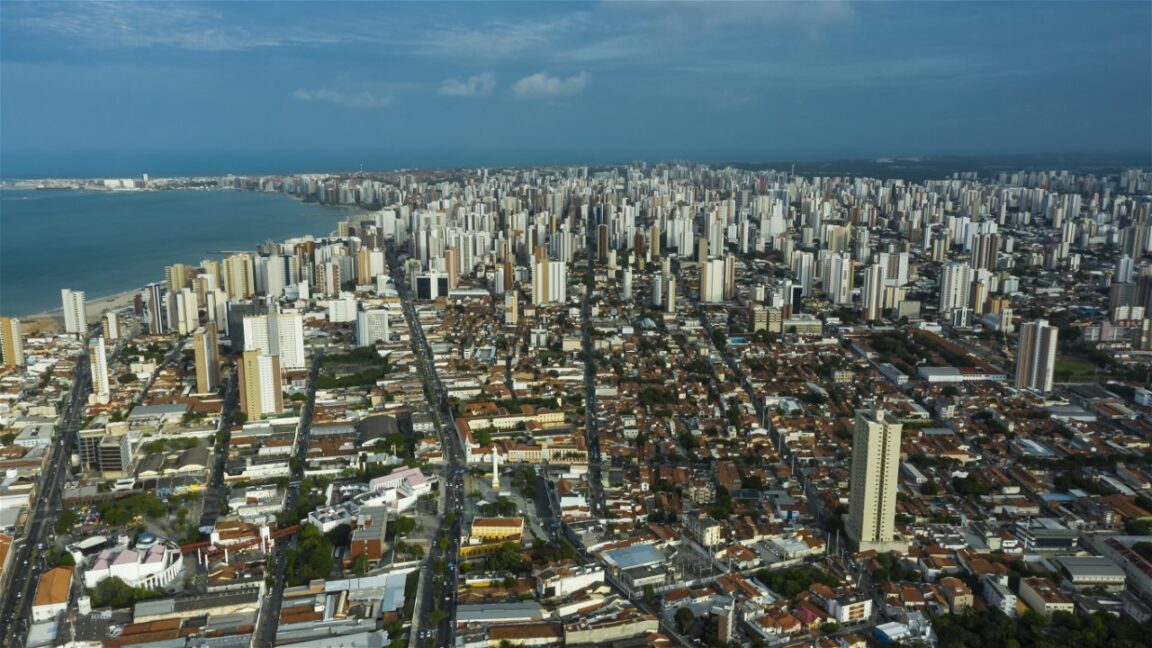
[471,517,524,542]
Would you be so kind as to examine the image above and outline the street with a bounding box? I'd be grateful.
[0,351,91,647]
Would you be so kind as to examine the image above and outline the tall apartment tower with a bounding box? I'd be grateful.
[0,317,25,367]
[504,292,519,326]
[193,323,220,394]
[847,409,905,552]
[861,263,887,321]
[89,337,110,399]
[61,289,88,335]
[224,253,256,300]
[1015,319,1059,393]
[238,350,283,417]
[356,310,391,346]
[104,312,121,341]
[146,283,167,334]
[532,259,566,305]
[243,312,306,369]
[700,258,726,303]
[445,247,460,290]
[826,253,854,305]
[939,262,973,314]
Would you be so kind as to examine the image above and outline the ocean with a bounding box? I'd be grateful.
[0,189,358,317]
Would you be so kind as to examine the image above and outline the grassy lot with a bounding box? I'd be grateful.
[1053,356,1099,382]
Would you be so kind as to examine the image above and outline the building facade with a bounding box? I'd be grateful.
[847,409,905,552]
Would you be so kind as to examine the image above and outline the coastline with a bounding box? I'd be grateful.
[20,289,140,333]
[3,189,360,319]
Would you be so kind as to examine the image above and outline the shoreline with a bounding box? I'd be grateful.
[4,191,363,320]
[21,288,140,323]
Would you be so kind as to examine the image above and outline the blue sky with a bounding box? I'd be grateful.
[1,1,1149,174]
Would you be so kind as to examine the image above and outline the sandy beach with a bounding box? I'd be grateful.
[21,289,140,335]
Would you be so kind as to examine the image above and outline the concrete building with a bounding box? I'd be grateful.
[243,311,306,369]
[532,259,566,305]
[104,311,121,340]
[982,575,1017,617]
[1016,319,1059,393]
[846,409,905,552]
[938,262,973,316]
[0,317,24,367]
[470,517,524,542]
[238,350,283,417]
[61,288,87,335]
[193,323,220,394]
[1055,556,1127,591]
[88,336,110,399]
[83,537,182,590]
[1019,577,1074,617]
[356,309,390,347]
[32,566,73,622]
[700,258,726,303]
[504,292,518,326]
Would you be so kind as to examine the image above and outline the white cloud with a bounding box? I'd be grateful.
[12,1,354,51]
[415,16,583,58]
[512,72,588,99]
[293,88,392,109]
[438,73,496,97]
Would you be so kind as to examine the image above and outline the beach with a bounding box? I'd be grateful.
[21,289,140,335]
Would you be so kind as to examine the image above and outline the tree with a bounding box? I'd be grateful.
[283,524,334,586]
[393,516,416,536]
[92,576,135,609]
[675,606,695,634]
[56,510,79,534]
[350,553,370,576]
[117,373,138,384]
[325,524,352,548]
[0,432,15,446]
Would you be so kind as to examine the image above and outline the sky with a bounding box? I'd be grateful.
[1,1,1150,175]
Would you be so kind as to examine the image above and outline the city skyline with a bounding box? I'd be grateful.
[2,1,1151,178]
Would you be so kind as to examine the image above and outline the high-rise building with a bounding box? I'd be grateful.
[243,312,306,369]
[356,310,391,346]
[0,317,24,367]
[89,337,110,399]
[238,350,283,417]
[861,263,887,321]
[193,323,220,394]
[723,254,737,300]
[939,262,974,314]
[165,263,196,293]
[847,409,905,552]
[174,288,198,335]
[504,292,519,326]
[791,252,814,296]
[1015,319,1059,393]
[445,247,459,290]
[224,253,256,300]
[700,258,726,303]
[532,259,566,305]
[61,289,87,335]
[104,312,121,341]
[826,253,854,306]
[146,283,167,334]
[666,277,677,314]
[970,233,1000,272]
